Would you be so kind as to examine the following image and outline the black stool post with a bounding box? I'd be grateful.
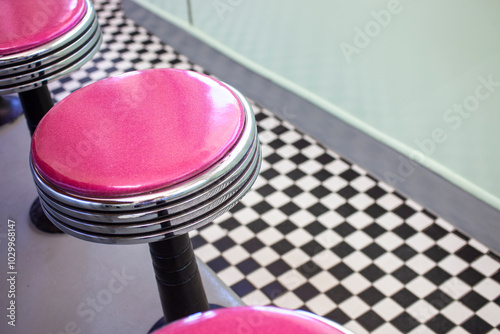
[18,86,54,136]
[19,86,62,233]
[149,234,210,324]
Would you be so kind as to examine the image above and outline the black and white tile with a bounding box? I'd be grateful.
[48,1,500,333]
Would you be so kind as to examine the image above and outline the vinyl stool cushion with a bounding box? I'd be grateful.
[31,69,245,197]
[0,0,86,56]
[153,306,352,334]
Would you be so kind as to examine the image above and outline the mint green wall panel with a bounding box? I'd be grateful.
[188,0,500,209]
[133,0,500,210]
[131,0,190,24]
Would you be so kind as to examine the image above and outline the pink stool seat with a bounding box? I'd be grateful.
[153,306,352,334]
[31,69,245,197]
[0,0,86,56]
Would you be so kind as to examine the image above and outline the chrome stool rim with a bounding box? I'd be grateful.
[38,139,260,235]
[0,24,101,87]
[36,134,259,224]
[40,146,261,245]
[0,15,100,81]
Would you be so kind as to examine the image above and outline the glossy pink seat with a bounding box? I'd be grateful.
[32,69,245,197]
[30,68,262,325]
[153,306,353,334]
[0,0,86,56]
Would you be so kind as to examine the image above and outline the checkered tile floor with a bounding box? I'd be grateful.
[48,1,500,333]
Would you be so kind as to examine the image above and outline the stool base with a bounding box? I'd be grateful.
[30,198,64,234]
[0,95,23,126]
